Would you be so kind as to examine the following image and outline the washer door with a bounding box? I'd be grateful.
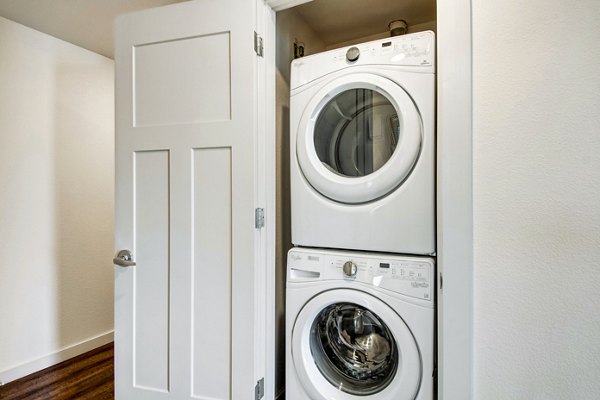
[296,73,422,204]
[292,289,422,400]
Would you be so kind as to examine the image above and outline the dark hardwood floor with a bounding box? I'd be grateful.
[0,343,114,400]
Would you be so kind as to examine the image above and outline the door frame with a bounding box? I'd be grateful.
[257,2,277,399]
[268,0,475,399]
[435,0,474,399]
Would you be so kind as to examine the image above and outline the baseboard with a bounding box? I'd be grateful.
[0,330,114,386]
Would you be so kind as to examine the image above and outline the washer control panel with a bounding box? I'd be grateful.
[288,248,434,301]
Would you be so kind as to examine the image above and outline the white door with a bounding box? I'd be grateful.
[291,289,421,400]
[114,1,274,399]
[295,73,423,204]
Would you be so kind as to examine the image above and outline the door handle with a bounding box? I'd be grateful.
[113,249,136,267]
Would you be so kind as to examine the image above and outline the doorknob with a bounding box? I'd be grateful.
[113,249,136,267]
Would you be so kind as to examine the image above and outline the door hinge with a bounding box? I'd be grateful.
[255,377,264,400]
[255,208,265,229]
[254,31,264,57]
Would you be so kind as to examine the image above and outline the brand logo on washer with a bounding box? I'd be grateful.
[411,282,429,288]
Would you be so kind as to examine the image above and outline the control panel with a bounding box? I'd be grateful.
[288,248,434,301]
[330,33,433,66]
[290,31,435,90]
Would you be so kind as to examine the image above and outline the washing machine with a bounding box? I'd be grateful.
[290,31,436,255]
[286,247,435,400]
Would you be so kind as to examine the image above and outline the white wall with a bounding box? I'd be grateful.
[0,16,114,383]
[325,20,436,50]
[275,8,325,397]
[472,0,600,398]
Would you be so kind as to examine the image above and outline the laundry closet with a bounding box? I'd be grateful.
[111,0,441,398]
[273,0,437,398]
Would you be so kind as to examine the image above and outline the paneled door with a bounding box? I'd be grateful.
[114,0,274,399]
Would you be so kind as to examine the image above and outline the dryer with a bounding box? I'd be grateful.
[290,32,436,255]
[286,247,435,400]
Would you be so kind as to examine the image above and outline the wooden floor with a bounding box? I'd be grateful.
[0,343,114,400]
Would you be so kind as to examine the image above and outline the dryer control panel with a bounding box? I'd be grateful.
[288,248,434,301]
[330,33,434,66]
[291,31,435,90]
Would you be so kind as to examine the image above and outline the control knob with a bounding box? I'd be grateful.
[346,46,360,62]
[343,261,358,277]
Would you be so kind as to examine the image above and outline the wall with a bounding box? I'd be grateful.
[472,0,600,398]
[0,17,114,383]
[275,8,325,397]
[325,20,436,50]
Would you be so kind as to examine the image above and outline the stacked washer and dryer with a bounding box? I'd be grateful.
[286,31,437,400]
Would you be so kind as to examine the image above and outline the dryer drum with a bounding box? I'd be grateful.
[314,88,401,178]
[310,302,399,396]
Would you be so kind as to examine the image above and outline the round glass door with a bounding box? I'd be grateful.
[310,302,398,396]
[314,89,400,178]
[296,73,422,204]
[292,289,422,400]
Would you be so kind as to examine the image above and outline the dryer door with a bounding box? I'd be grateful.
[296,73,422,204]
[292,289,422,400]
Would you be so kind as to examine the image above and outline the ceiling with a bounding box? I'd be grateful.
[294,0,436,46]
[0,0,190,59]
[0,0,435,59]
